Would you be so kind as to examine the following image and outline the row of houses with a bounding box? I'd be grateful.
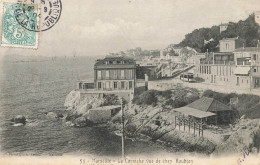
[194,37,260,89]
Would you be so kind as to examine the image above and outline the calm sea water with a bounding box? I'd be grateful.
[0,55,174,157]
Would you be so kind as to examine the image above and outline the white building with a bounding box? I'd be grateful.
[255,11,260,25]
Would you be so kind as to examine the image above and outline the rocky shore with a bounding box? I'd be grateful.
[63,90,260,155]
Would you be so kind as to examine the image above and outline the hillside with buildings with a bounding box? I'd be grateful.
[173,13,260,53]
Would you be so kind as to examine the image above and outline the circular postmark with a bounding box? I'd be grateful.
[14,0,62,32]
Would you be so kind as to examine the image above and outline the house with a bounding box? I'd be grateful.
[255,11,260,25]
[196,52,237,86]
[78,56,137,102]
[220,23,229,33]
[219,37,244,52]
[234,47,260,88]
[174,97,233,125]
[94,56,136,91]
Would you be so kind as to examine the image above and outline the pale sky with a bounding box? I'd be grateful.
[0,0,259,57]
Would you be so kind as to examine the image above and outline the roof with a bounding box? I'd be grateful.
[213,52,234,55]
[94,56,136,69]
[220,23,229,26]
[174,106,216,118]
[220,38,237,42]
[234,67,250,75]
[186,97,231,112]
[234,47,260,52]
[90,105,121,111]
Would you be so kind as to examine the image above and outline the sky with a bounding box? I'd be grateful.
[0,0,259,57]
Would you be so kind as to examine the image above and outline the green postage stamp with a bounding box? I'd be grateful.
[1,2,40,49]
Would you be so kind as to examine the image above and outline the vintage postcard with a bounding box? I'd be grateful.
[0,0,260,165]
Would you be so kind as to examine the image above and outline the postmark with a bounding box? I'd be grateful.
[1,2,39,49]
[15,0,62,32]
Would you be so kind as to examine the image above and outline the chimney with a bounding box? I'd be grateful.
[243,43,245,49]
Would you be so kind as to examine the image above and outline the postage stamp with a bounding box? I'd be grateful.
[16,0,62,32]
[1,2,39,49]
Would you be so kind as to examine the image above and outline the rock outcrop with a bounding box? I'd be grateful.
[214,119,260,155]
[11,115,26,124]
[46,112,64,119]
[64,90,106,127]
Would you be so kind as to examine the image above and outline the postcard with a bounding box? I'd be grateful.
[0,0,260,165]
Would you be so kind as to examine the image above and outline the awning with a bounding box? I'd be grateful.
[234,67,250,75]
[174,107,216,119]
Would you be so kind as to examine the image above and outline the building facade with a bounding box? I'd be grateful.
[195,47,260,89]
[220,23,228,33]
[94,57,136,92]
[219,38,243,52]
[234,47,260,89]
[197,52,237,86]
[255,11,260,25]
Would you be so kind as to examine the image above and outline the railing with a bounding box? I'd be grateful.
[200,61,235,65]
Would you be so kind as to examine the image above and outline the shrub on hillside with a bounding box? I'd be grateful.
[165,98,187,108]
[202,90,260,116]
[103,94,119,106]
[159,90,172,98]
[133,90,158,106]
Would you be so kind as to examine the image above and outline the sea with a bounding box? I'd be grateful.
[0,55,177,157]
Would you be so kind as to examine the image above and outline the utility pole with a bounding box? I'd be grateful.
[121,97,125,160]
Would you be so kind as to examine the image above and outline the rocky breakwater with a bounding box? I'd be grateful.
[214,119,260,155]
[64,90,105,127]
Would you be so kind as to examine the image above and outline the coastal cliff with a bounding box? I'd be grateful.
[64,90,105,126]
[64,89,260,155]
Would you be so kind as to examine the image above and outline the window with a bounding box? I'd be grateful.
[98,82,102,89]
[253,54,257,60]
[121,81,125,89]
[114,82,117,89]
[106,71,109,79]
[105,82,110,89]
[121,70,125,79]
[129,81,133,89]
[97,71,101,80]
[226,43,229,50]
[254,68,257,72]
[129,70,133,79]
[114,70,118,79]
